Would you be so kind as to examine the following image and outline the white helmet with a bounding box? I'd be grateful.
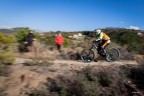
[95,29,101,36]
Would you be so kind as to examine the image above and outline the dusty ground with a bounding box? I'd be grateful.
[0,57,138,96]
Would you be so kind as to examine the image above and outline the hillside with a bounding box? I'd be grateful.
[0,28,144,96]
[0,27,29,34]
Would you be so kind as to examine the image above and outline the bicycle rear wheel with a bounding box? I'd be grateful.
[106,48,120,62]
[80,49,95,62]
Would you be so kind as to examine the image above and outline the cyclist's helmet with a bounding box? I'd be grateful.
[29,30,33,33]
[95,29,101,36]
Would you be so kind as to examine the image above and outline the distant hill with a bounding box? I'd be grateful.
[0,27,28,34]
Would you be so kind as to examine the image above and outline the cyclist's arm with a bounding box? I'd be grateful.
[96,32,103,41]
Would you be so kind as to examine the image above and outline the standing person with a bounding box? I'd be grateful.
[24,30,35,51]
[94,29,111,56]
[55,32,64,52]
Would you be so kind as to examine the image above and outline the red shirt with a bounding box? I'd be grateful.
[55,36,64,45]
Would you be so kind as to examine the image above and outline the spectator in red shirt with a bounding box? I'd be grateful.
[55,32,64,52]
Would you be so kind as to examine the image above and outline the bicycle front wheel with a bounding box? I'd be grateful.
[106,48,120,62]
[80,49,95,62]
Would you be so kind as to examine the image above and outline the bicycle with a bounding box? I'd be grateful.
[80,41,120,62]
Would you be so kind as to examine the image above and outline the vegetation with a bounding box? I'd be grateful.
[29,88,49,96]
[0,89,6,96]
[29,62,144,96]
[16,28,31,42]
[0,33,16,46]
[0,65,10,76]
[24,58,54,66]
[0,47,15,64]
[63,38,71,47]
[0,33,15,76]
[105,29,144,54]
[121,61,144,84]
[38,32,71,47]
[29,66,127,96]
[0,27,28,34]
[0,33,16,64]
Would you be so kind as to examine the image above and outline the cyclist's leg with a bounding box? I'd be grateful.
[101,40,110,55]
[97,44,102,54]
[102,40,110,49]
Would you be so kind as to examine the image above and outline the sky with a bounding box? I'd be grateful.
[0,0,144,31]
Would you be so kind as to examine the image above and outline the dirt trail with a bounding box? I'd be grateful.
[53,59,138,66]
[15,58,138,66]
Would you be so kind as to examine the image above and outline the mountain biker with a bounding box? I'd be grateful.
[94,29,111,56]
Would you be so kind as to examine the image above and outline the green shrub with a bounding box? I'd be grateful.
[106,29,144,54]
[39,33,71,47]
[45,36,55,46]
[16,28,30,42]
[0,33,15,76]
[0,47,15,65]
[0,33,16,46]
[63,38,70,47]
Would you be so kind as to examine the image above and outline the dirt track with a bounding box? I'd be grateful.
[53,59,138,66]
[15,58,138,66]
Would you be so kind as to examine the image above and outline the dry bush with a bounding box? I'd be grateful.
[38,66,128,96]
[122,63,144,86]
[20,41,57,67]
[24,58,54,66]
[21,41,58,60]
[107,43,134,60]
[0,65,11,76]
[134,54,144,64]
[29,87,49,96]
[0,89,6,96]
[119,48,134,60]
[29,64,140,96]
[56,47,82,60]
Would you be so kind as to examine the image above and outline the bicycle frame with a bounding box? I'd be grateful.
[90,42,105,57]
[90,42,99,50]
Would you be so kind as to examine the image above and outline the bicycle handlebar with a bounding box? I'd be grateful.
[92,40,100,44]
